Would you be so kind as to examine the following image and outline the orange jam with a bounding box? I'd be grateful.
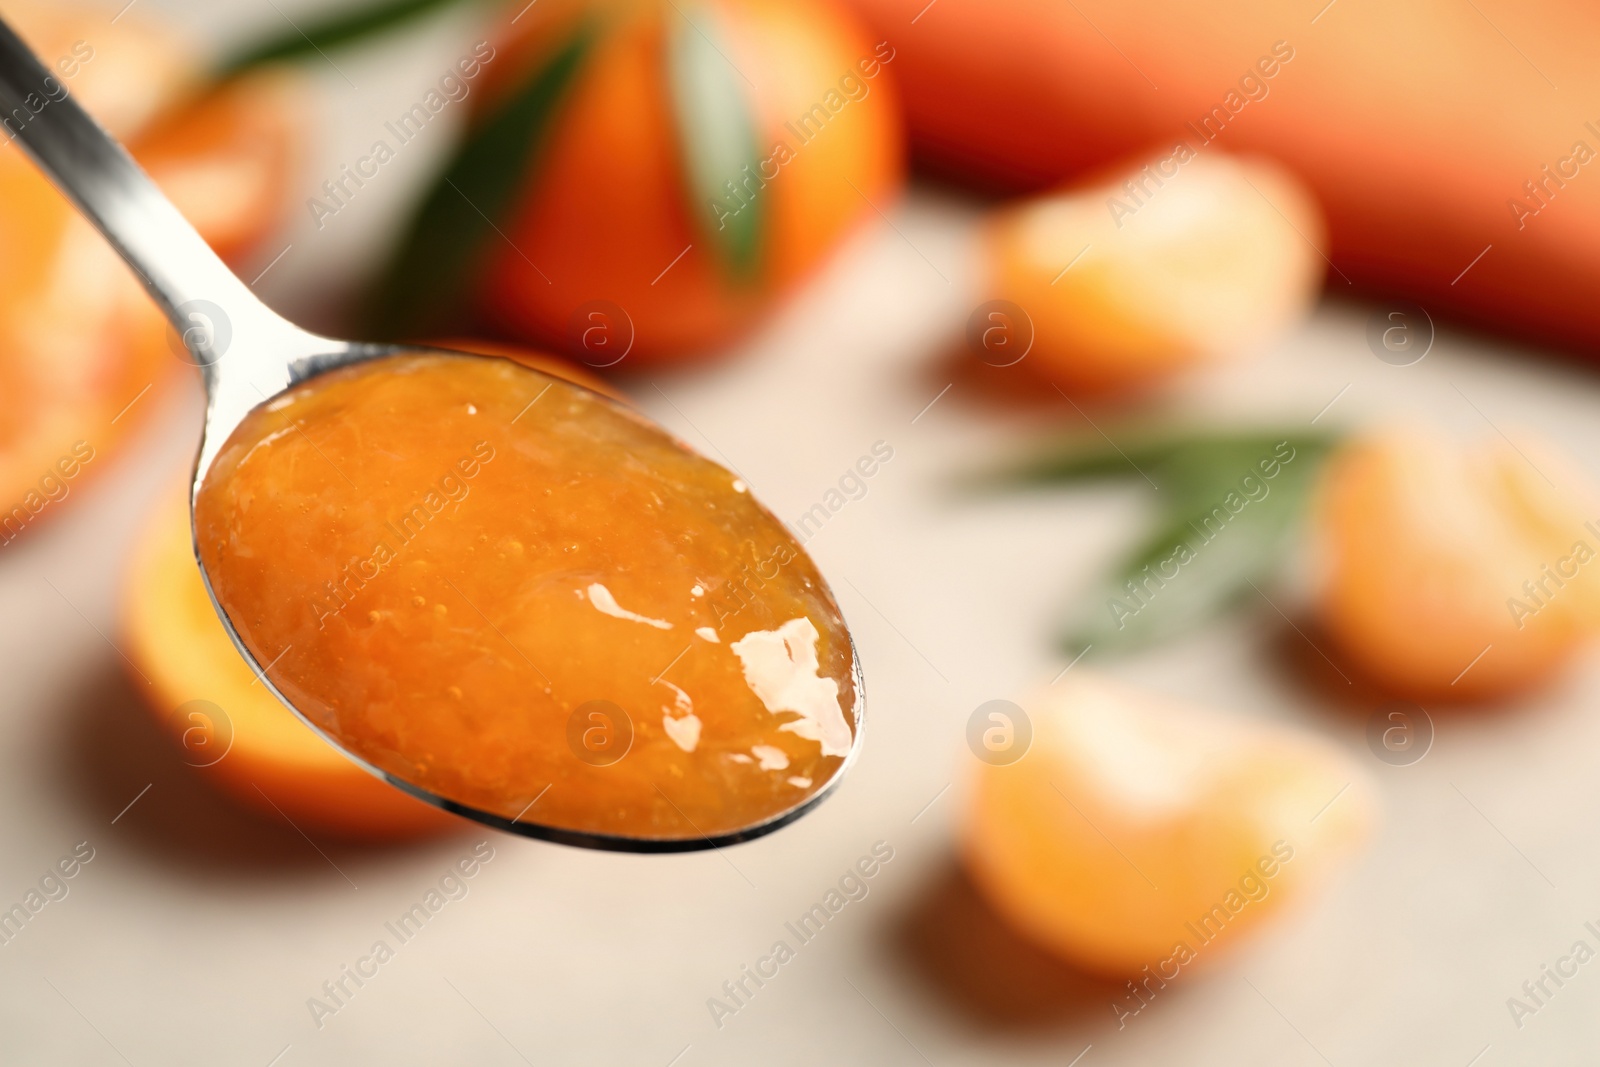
[194,353,859,843]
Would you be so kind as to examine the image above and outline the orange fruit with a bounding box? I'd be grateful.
[963,673,1373,977]
[376,0,904,365]
[983,153,1322,393]
[1314,427,1600,701]
[0,4,192,547]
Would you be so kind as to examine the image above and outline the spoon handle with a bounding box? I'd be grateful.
[0,16,301,371]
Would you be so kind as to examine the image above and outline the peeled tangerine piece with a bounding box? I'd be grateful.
[984,153,1323,393]
[194,354,859,843]
[1316,427,1600,701]
[963,674,1373,979]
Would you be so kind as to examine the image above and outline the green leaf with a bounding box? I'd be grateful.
[365,20,598,340]
[217,0,483,78]
[1060,434,1334,655]
[664,2,763,281]
[973,426,1338,496]
[1154,437,1327,509]
[976,425,1345,655]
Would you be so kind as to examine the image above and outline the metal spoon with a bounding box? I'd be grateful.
[0,17,863,852]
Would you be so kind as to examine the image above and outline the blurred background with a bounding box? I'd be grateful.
[3,0,1600,1062]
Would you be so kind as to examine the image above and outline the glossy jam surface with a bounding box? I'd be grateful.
[195,353,858,841]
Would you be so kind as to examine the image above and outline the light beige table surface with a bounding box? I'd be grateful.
[2,1,1599,1063]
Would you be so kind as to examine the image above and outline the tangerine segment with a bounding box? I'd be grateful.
[986,153,1322,393]
[963,674,1372,976]
[194,353,859,841]
[1315,428,1600,701]
[0,4,197,539]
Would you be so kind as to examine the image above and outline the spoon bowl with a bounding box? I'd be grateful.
[0,17,864,851]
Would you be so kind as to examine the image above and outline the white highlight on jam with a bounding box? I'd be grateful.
[584,583,672,630]
[729,617,852,758]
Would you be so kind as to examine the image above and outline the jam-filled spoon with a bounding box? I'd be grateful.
[0,17,863,852]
